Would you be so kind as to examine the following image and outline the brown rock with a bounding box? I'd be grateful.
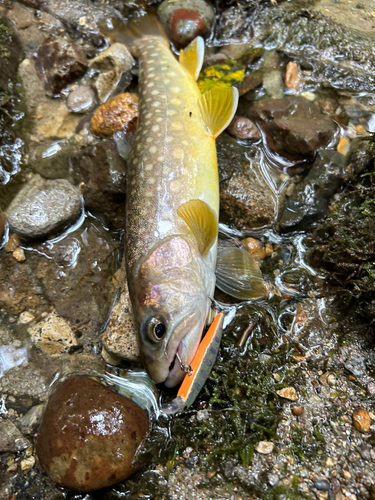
[36,376,149,492]
[352,409,371,433]
[227,117,261,140]
[291,405,304,416]
[158,0,214,48]
[242,237,266,260]
[247,96,337,161]
[90,93,139,138]
[34,36,88,96]
[285,62,304,91]
[4,233,20,253]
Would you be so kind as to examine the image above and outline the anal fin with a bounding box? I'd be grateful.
[179,36,204,81]
[215,246,264,299]
[198,86,239,139]
[177,199,217,257]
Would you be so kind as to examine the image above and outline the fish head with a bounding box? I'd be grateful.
[131,236,215,387]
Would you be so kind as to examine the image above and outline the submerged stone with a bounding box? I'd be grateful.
[280,150,347,232]
[34,36,88,96]
[67,85,96,113]
[217,133,278,229]
[6,175,82,240]
[247,96,336,161]
[90,93,138,137]
[36,376,149,492]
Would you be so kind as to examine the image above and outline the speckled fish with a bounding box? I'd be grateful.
[110,14,262,387]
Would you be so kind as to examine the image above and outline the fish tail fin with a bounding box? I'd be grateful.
[100,10,169,56]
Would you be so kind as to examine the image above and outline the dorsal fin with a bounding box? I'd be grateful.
[179,36,204,81]
[198,87,239,139]
[177,199,217,257]
[215,246,263,299]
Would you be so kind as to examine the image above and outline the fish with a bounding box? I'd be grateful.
[107,13,263,387]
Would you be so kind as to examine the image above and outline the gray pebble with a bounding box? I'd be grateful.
[267,473,279,487]
[314,479,330,491]
[6,174,83,240]
[67,86,96,113]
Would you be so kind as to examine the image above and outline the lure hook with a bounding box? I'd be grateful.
[176,352,193,375]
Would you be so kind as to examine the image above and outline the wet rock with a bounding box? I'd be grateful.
[0,252,40,314]
[36,375,149,492]
[18,58,48,115]
[35,100,81,141]
[0,208,5,240]
[276,387,298,401]
[337,136,350,156]
[92,69,121,104]
[356,442,372,461]
[251,5,375,92]
[6,175,82,240]
[34,36,88,96]
[267,473,279,487]
[314,479,330,491]
[227,117,260,140]
[90,93,138,138]
[0,16,22,92]
[158,0,214,48]
[101,269,140,362]
[285,62,304,92]
[344,353,367,377]
[89,42,133,73]
[27,309,78,356]
[261,51,284,99]
[18,404,45,435]
[70,139,127,229]
[280,150,347,231]
[352,409,371,433]
[4,233,20,253]
[247,96,336,161]
[0,418,30,452]
[13,247,26,262]
[29,140,74,179]
[67,86,96,114]
[218,134,278,229]
[242,237,266,261]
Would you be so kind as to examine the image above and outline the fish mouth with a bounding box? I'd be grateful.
[166,338,188,387]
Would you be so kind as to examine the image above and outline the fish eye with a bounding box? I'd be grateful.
[147,317,166,343]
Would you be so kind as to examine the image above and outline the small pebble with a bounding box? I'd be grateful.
[90,93,138,137]
[337,136,350,156]
[4,234,20,252]
[285,61,304,91]
[352,409,371,433]
[276,387,298,401]
[67,86,96,113]
[13,247,26,262]
[21,456,35,470]
[227,117,261,140]
[18,311,35,324]
[241,237,266,260]
[255,441,274,454]
[265,243,273,256]
[314,479,330,491]
[291,405,304,416]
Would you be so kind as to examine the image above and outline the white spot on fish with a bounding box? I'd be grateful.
[156,117,163,122]
[152,102,160,108]
[172,148,184,159]
[157,155,164,162]
[167,109,176,116]
[146,137,152,143]
[145,164,153,171]
[145,192,153,197]
[149,146,157,154]
[171,87,180,93]
[151,90,159,95]
[145,113,152,119]
[147,177,155,184]
[152,125,160,132]
[172,121,182,130]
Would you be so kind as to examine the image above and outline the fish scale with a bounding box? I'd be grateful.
[126,37,218,271]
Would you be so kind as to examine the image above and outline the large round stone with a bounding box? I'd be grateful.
[6,175,82,240]
[35,376,149,492]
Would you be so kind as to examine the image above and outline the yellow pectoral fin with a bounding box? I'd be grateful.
[177,199,217,257]
[198,86,239,139]
[179,36,204,81]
